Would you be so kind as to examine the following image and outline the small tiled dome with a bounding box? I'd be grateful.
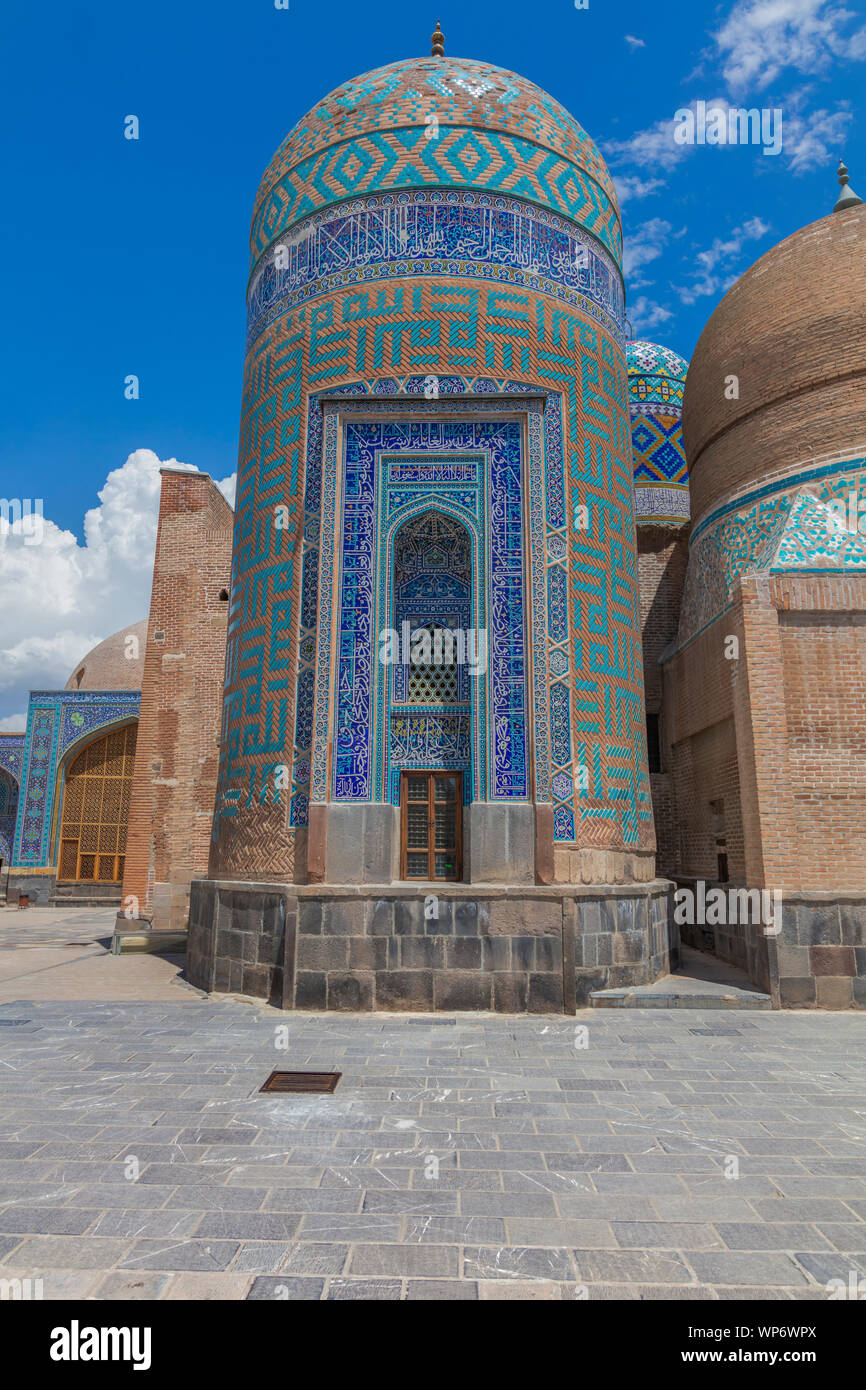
[626,340,690,525]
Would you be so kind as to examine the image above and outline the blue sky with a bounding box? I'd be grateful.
[0,0,863,722]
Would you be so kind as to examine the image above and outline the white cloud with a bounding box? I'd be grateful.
[673,217,771,303]
[606,115,690,174]
[779,101,853,170]
[628,296,675,333]
[622,218,673,280]
[625,35,646,50]
[0,714,26,733]
[613,173,666,204]
[0,449,235,722]
[713,0,866,94]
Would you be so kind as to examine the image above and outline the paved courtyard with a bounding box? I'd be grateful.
[0,908,864,1301]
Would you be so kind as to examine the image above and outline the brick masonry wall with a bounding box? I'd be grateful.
[121,471,233,930]
[637,525,689,875]
[660,609,747,885]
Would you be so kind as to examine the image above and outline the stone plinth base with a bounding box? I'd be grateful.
[187,879,677,1013]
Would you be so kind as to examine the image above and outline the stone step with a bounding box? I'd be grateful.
[51,895,122,908]
[590,985,772,1009]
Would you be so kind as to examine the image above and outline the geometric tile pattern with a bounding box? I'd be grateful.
[209,55,653,874]
[251,57,622,269]
[0,767,18,862]
[0,733,24,784]
[316,417,529,806]
[214,286,650,862]
[626,340,690,526]
[247,192,625,348]
[678,457,866,646]
[258,58,620,198]
[12,692,140,868]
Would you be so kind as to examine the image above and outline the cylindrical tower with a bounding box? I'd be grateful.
[208,52,653,892]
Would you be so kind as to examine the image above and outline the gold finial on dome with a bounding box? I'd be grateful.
[833,159,863,213]
[431,19,445,57]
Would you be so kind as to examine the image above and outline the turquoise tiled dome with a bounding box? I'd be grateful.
[250,56,623,271]
[626,340,690,525]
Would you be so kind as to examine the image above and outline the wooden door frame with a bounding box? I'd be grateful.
[399,770,463,881]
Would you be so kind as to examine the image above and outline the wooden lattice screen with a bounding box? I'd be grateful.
[58,724,137,882]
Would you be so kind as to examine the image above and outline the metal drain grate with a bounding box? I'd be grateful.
[260,1070,341,1094]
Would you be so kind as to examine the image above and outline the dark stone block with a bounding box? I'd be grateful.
[512,937,534,972]
[595,934,614,966]
[446,938,482,970]
[616,898,635,932]
[425,899,453,935]
[400,937,445,969]
[394,899,425,936]
[322,902,366,937]
[797,903,841,946]
[855,946,866,976]
[839,904,866,946]
[613,931,646,965]
[815,977,854,1009]
[297,937,349,971]
[810,945,856,977]
[780,976,816,1006]
[599,900,618,934]
[348,937,387,971]
[375,970,433,1011]
[327,971,373,1011]
[387,937,400,970]
[493,972,528,1012]
[216,929,243,960]
[527,973,563,1014]
[295,971,327,1009]
[482,936,511,971]
[434,971,492,1011]
[579,900,601,935]
[299,902,323,936]
[370,899,393,936]
[852,977,866,1007]
[534,937,560,972]
[241,964,271,999]
[454,901,479,936]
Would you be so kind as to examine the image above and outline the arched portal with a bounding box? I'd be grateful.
[0,770,19,867]
[58,724,137,883]
[389,510,472,881]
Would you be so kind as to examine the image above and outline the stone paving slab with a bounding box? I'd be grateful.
[0,997,864,1300]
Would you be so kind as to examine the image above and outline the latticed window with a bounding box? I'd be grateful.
[58,724,137,882]
[407,625,459,704]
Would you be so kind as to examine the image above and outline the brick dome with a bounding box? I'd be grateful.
[65,619,147,692]
[249,56,622,273]
[683,205,866,525]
